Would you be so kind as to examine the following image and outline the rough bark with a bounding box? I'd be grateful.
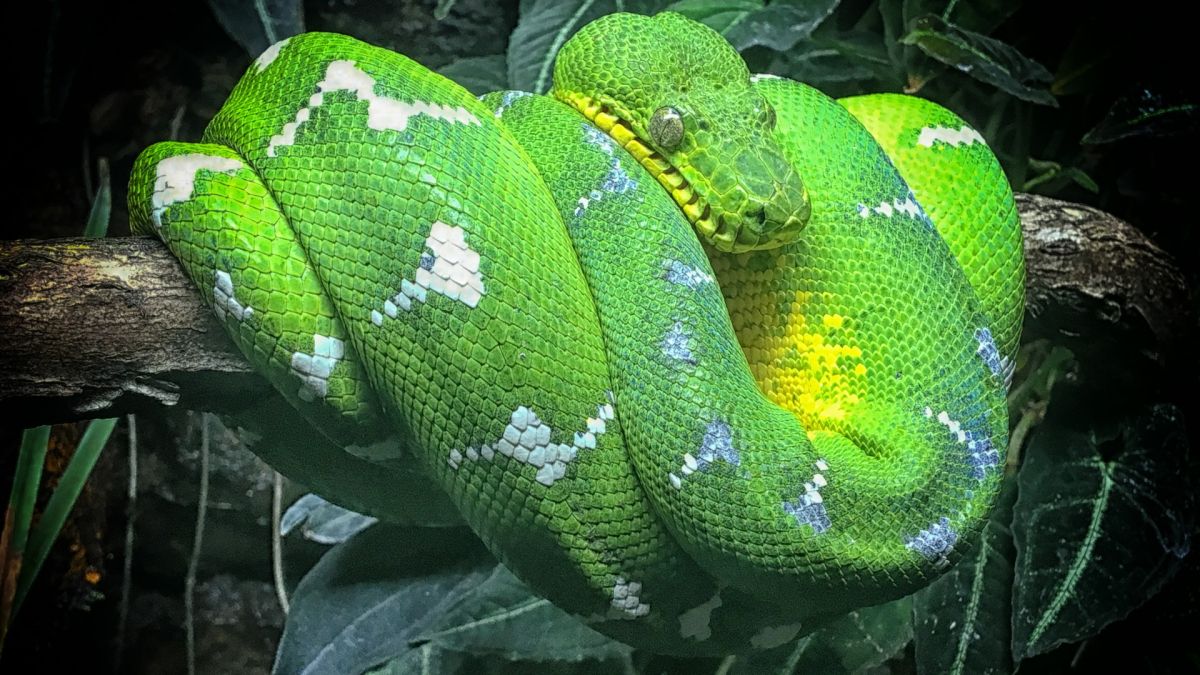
[0,193,1191,426]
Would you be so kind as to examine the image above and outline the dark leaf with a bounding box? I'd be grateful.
[280,494,377,545]
[438,55,510,96]
[722,0,842,52]
[208,0,304,58]
[666,0,765,35]
[508,0,623,94]
[901,15,1057,106]
[1082,89,1200,144]
[913,480,1016,675]
[1011,404,1194,659]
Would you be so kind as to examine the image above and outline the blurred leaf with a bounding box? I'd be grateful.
[722,0,842,52]
[770,31,889,85]
[1011,404,1194,659]
[1082,89,1200,144]
[82,158,111,239]
[281,493,377,545]
[365,644,465,675]
[275,526,629,674]
[409,565,631,663]
[208,0,304,57]
[731,595,914,674]
[13,419,117,615]
[434,0,458,21]
[1022,158,1099,194]
[913,480,1016,675]
[902,0,1017,34]
[273,525,490,675]
[666,0,765,34]
[508,0,614,94]
[901,15,1057,106]
[438,55,510,96]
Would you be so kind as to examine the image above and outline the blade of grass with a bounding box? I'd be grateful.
[82,158,111,238]
[12,418,117,616]
[0,426,52,647]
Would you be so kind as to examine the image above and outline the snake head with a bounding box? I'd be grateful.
[552,11,810,252]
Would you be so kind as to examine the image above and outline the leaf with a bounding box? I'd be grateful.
[1081,89,1200,144]
[411,565,630,663]
[900,15,1057,106]
[281,493,378,545]
[770,32,888,85]
[1011,403,1195,660]
[721,0,842,52]
[273,525,491,675]
[731,595,914,674]
[208,0,304,57]
[83,158,111,239]
[913,480,1017,675]
[507,0,613,94]
[901,0,1018,34]
[434,0,458,21]
[666,0,765,35]
[274,526,630,675]
[437,55,510,96]
[365,643,464,675]
[1022,159,1099,195]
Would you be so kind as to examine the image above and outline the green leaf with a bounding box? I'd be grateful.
[1012,403,1195,660]
[731,595,914,674]
[666,0,765,35]
[900,15,1057,106]
[208,0,304,57]
[83,158,111,239]
[913,480,1016,675]
[365,644,464,675]
[1022,159,1099,195]
[281,493,377,545]
[722,0,842,52]
[507,0,613,94]
[273,525,491,675]
[902,0,1018,34]
[14,418,118,615]
[5,426,52,579]
[770,32,888,85]
[1081,89,1200,144]
[434,0,458,21]
[274,526,629,674]
[438,55,510,96]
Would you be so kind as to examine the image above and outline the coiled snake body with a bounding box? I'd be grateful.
[130,12,1024,654]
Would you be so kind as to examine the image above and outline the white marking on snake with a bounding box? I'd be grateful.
[973,326,1014,386]
[904,516,958,568]
[679,591,723,641]
[609,577,650,619]
[268,60,481,157]
[782,458,832,533]
[212,270,254,322]
[674,419,740,489]
[493,90,531,118]
[750,623,804,649]
[291,334,345,402]
[916,124,986,148]
[663,260,714,288]
[253,38,290,73]
[374,221,485,321]
[574,123,638,217]
[925,407,1000,479]
[448,400,614,486]
[150,154,243,228]
[749,73,781,83]
[856,195,924,220]
[661,320,696,364]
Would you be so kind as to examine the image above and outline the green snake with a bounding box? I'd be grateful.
[128,12,1024,654]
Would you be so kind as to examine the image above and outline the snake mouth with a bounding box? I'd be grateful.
[562,93,730,243]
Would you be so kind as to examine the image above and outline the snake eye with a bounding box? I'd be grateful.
[649,106,685,150]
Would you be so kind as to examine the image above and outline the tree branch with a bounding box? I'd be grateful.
[0,194,1190,426]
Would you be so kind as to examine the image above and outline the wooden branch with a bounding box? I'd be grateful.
[0,194,1191,425]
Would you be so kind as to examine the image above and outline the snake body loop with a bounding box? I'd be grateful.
[129,12,1023,654]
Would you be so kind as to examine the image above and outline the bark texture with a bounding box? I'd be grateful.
[0,193,1192,425]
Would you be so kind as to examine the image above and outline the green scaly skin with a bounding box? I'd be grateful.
[127,12,1023,654]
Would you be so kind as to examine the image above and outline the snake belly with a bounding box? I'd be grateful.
[128,17,1022,655]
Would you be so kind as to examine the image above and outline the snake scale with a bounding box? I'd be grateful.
[128,12,1023,654]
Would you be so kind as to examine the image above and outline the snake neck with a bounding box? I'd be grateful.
[557,91,721,240]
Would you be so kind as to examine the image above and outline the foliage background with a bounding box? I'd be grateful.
[2,0,1197,673]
